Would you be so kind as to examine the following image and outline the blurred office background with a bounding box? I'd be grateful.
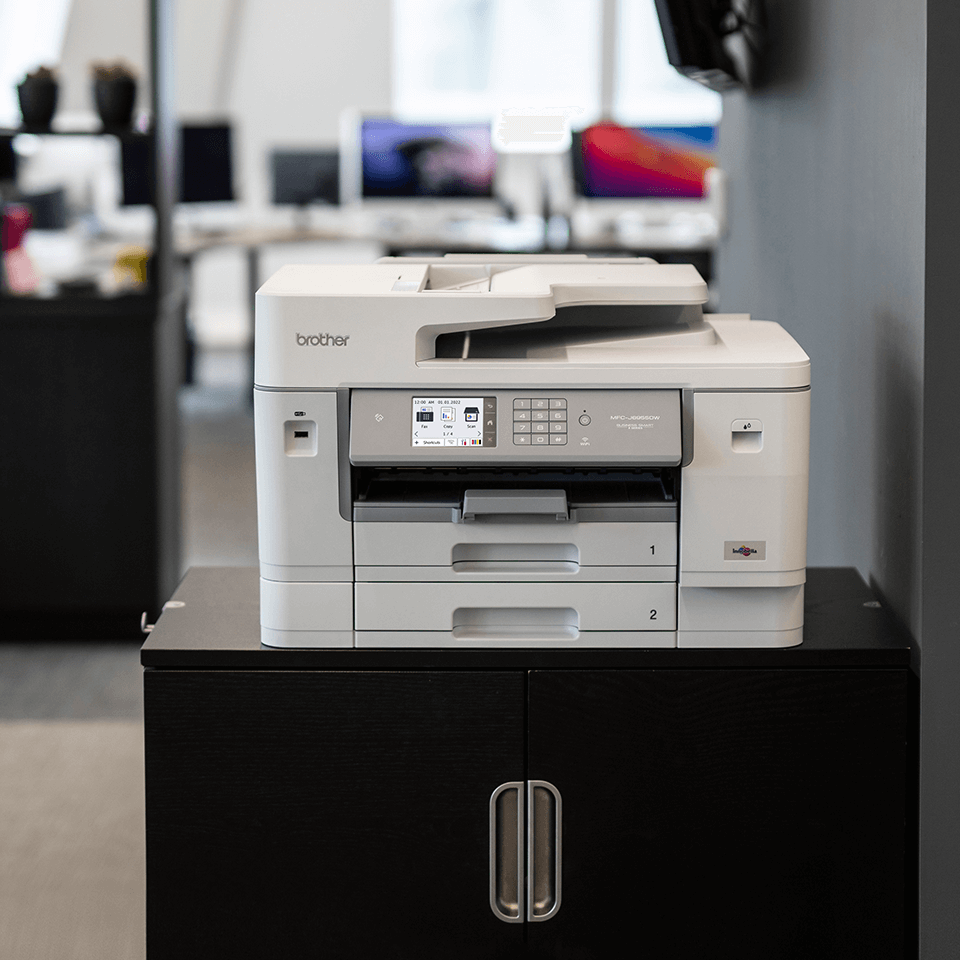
[0,5,731,950]
[1,0,724,345]
[0,0,728,637]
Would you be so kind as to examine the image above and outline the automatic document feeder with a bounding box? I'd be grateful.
[254,255,810,648]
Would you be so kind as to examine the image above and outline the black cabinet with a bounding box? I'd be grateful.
[142,568,915,959]
[526,669,908,959]
[0,294,182,636]
[145,670,526,959]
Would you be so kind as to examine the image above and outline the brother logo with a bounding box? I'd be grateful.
[296,333,350,346]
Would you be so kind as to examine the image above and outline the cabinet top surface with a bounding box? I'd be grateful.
[141,567,912,669]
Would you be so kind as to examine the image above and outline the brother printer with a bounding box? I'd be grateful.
[254,255,810,648]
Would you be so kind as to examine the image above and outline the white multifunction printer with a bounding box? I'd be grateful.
[254,255,810,649]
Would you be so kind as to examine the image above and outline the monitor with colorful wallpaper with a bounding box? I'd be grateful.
[572,122,717,200]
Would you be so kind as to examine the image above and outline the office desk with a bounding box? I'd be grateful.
[175,214,548,388]
[143,567,915,959]
[176,224,360,382]
[176,213,548,310]
[174,214,715,379]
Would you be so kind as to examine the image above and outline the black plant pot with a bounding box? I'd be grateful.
[17,78,58,131]
[93,77,136,130]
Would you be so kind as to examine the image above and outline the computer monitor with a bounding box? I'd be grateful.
[120,136,152,206]
[19,188,67,229]
[180,124,234,203]
[342,116,497,204]
[271,150,339,206]
[0,136,17,183]
[572,123,717,200]
[120,123,235,205]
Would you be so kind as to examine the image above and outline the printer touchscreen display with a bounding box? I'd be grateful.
[412,397,490,447]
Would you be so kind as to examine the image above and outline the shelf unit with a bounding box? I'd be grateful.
[0,0,181,638]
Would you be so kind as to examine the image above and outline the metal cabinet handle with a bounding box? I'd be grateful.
[527,780,562,922]
[489,782,524,922]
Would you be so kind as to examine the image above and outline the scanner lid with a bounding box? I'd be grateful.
[257,255,708,308]
[254,256,809,390]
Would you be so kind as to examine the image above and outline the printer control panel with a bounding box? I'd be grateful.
[512,398,567,445]
[351,389,681,466]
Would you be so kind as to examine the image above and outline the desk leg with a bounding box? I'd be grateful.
[246,244,258,399]
[179,253,196,385]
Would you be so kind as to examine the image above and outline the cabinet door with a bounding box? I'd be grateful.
[145,670,526,960]
[527,669,909,960]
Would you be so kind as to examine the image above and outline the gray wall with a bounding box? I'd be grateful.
[718,2,960,957]
[214,0,392,212]
[59,0,150,114]
[921,4,960,956]
[716,0,925,639]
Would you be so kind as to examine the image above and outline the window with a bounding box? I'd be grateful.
[390,0,720,130]
[392,0,603,122]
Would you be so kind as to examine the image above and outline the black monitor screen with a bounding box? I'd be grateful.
[0,136,17,182]
[120,136,152,205]
[271,150,339,206]
[180,124,234,203]
[121,123,235,205]
[360,120,495,199]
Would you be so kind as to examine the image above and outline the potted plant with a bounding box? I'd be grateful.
[17,66,59,131]
[92,61,138,130]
